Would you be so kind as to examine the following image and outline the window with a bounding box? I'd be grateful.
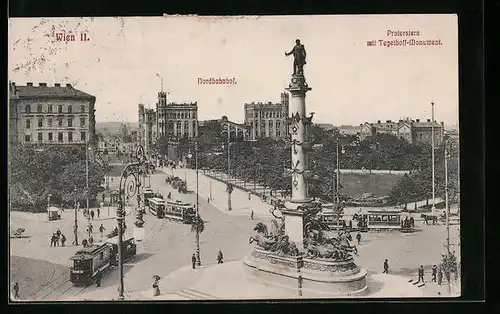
[80,105,85,113]
[25,105,31,113]
[38,132,43,141]
[38,118,43,128]
[48,105,53,113]
[26,119,31,128]
[80,117,86,127]
[68,132,73,142]
[58,105,63,113]
[48,132,53,141]
[193,112,196,119]
[68,118,73,127]
[58,119,63,127]
[48,118,53,127]
[25,134,31,142]
[68,105,72,114]
[58,132,63,142]
[80,132,86,141]
[37,104,43,113]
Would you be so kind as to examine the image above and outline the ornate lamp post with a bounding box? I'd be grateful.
[116,144,147,301]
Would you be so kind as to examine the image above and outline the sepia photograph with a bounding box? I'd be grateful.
[8,14,460,301]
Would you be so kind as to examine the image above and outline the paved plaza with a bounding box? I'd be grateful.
[10,169,460,301]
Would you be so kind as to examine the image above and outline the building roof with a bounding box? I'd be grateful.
[411,121,442,128]
[10,82,95,100]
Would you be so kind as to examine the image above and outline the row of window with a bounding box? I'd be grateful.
[157,120,197,130]
[24,104,87,114]
[25,117,86,128]
[157,112,197,119]
[25,131,86,142]
[254,111,286,118]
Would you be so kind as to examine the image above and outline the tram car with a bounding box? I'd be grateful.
[106,236,137,266]
[357,208,402,231]
[143,188,155,207]
[148,197,166,218]
[164,200,196,224]
[69,243,112,286]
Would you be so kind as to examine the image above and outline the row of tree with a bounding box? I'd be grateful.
[155,122,459,205]
[9,145,111,212]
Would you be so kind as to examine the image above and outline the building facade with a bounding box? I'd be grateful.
[359,118,444,145]
[9,82,96,146]
[138,91,198,155]
[199,116,248,141]
[244,92,289,140]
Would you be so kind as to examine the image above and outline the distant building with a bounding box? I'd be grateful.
[244,92,289,140]
[199,116,248,141]
[359,118,444,145]
[138,91,198,155]
[9,82,96,146]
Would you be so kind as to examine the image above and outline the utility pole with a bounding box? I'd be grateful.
[444,140,451,295]
[431,102,436,216]
[86,141,91,238]
[227,130,232,211]
[73,187,78,245]
[195,136,201,266]
[336,139,340,204]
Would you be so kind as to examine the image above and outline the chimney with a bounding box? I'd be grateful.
[427,119,431,122]
[416,119,420,122]
[39,83,47,86]
[66,83,72,88]
[54,83,61,87]
[27,82,33,86]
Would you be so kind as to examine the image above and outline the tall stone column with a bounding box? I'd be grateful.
[282,73,314,252]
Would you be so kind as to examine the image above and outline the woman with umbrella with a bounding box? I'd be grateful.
[152,275,161,296]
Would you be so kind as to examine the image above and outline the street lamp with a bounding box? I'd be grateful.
[116,144,146,300]
[195,137,201,266]
[444,139,451,295]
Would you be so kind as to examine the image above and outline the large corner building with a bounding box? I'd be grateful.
[9,82,96,146]
[244,92,289,140]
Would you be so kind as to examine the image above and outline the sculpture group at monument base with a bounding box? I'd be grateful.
[243,247,368,297]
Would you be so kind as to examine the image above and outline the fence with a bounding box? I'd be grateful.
[339,169,411,175]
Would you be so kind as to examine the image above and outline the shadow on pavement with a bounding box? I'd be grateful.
[365,270,385,295]
[130,253,154,264]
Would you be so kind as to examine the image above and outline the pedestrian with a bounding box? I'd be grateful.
[416,265,425,284]
[356,232,361,245]
[13,282,19,299]
[89,224,94,234]
[82,239,88,248]
[97,208,100,218]
[50,234,55,247]
[349,220,353,229]
[432,265,437,282]
[56,228,61,238]
[167,192,171,199]
[217,250,224,264]
[192,253,197,269]
[153,277,160,296]
[89,236,94,245]
[248,192,251,200]
[90,209,95,220]
[99,224,105,238]
[95,270,102,287]
[250,210,254,220]
[437,265,443,285]
[383,259,389,274]
[60,234,66,247]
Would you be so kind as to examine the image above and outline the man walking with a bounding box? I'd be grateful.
[95,270,102,287]
[99,224,106,238]
[192,253,197,269]
[60,234,66,247]
[90,209,95,220]
[13,282,19,299]
[416,265,425,284]
[97,208,100,218]
[217,250,224,264]
[383,259,389,274]
[250,210,254,220]
[431,265,437,282]
[356,232,362,245]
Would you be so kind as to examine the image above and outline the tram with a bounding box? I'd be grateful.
[164,200,196,224]
[148,197,166,218]
[143,188,155,207]
[358,208,402,231]
[106,236,137,266]
[69,243,112,286]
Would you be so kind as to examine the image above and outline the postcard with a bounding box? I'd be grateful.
[8,14,460,301]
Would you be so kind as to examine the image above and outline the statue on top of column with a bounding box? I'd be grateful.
[285,39,307,76]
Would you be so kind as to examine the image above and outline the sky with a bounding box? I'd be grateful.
[8,15,458,126]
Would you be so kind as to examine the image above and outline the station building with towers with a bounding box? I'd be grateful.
[244,92,289,140]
